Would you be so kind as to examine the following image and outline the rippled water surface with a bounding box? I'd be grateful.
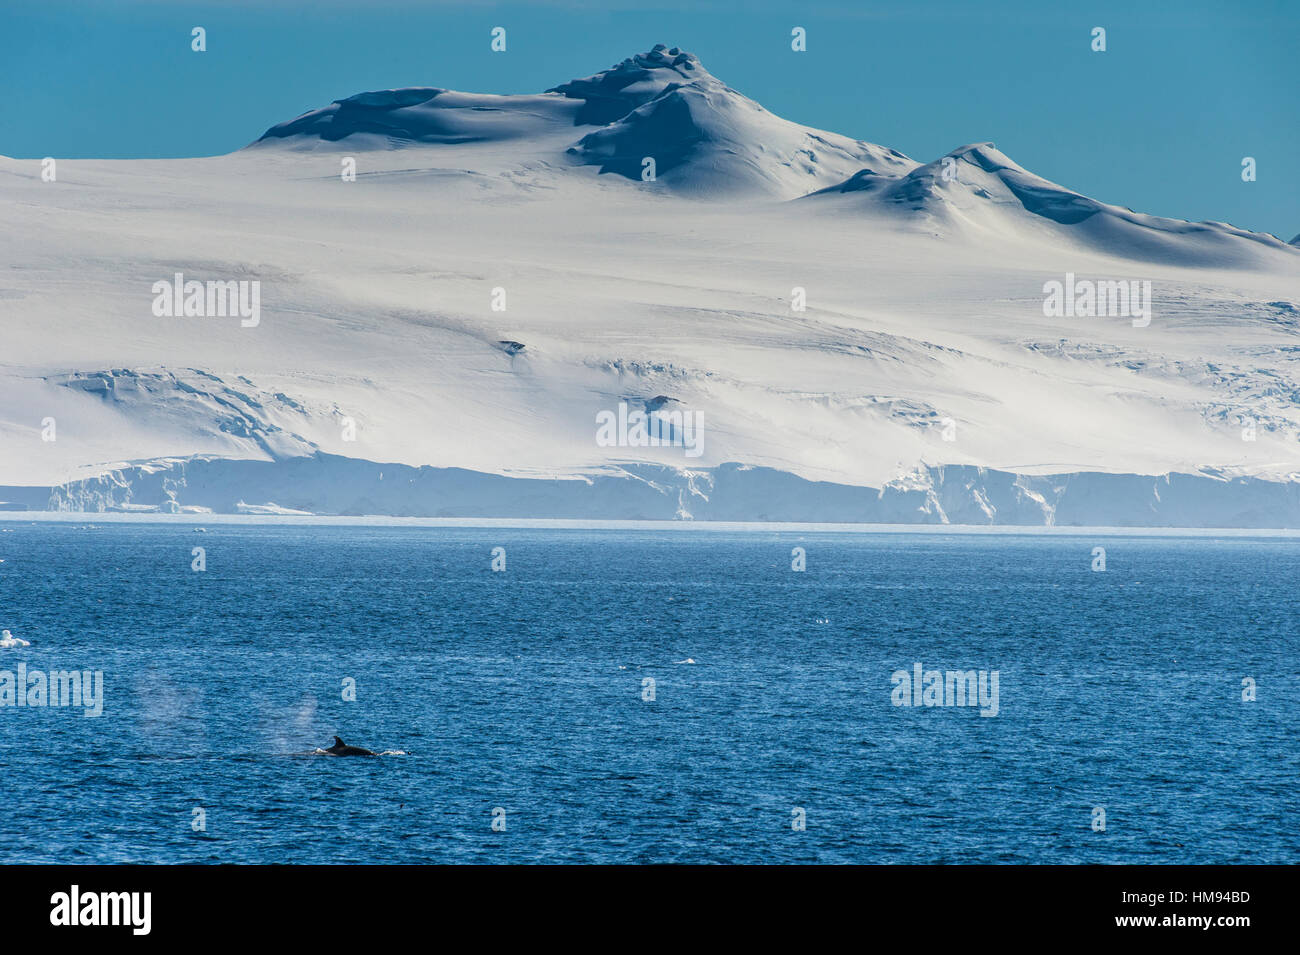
[0,523,1295,863]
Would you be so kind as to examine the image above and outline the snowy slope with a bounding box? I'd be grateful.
[555,47,916,198]
[256,87,584,148]
[813,142,1296,268]
[1,46,1298,524]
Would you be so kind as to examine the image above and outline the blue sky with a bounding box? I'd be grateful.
[2,0,1295,238]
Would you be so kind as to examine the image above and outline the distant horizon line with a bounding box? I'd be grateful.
[5,513,1300,537]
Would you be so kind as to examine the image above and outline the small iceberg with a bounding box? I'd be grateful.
[674,658,696,665]
[0,629,30,648]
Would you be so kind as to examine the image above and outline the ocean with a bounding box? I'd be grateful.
[0,522,1295,864]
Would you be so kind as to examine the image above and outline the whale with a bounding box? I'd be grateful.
[321,735,378,757]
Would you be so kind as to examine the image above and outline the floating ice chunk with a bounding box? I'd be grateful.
[0,629,30,648]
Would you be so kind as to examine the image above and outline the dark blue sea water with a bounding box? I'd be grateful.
[0,522,1296,864]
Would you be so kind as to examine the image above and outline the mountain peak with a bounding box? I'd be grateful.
[546,44,713,125]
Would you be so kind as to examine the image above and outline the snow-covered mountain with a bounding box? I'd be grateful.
[2,46,1298,525]
[813,142,1294,268]
[554,47,915,198]
[255,45,916,199]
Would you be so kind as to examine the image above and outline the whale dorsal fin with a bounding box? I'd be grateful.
[333,736,345,747]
